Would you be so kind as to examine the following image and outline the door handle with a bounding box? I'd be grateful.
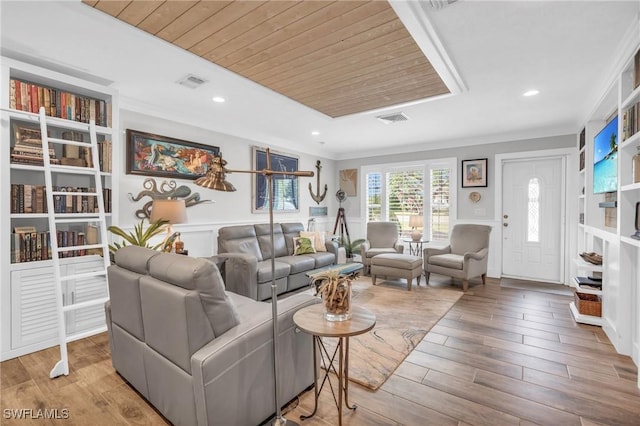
[503,223,509,227]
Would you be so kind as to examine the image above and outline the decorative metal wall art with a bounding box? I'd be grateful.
[308,160,328,205]
[128,178,211,219]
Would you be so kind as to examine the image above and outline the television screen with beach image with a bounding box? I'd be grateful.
[593,115,618,194]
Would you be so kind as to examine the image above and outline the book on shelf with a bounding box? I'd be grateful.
[634,49,640,89]
[9,78,110,127]
[11,228,98,262]
[11,122,61,165]
[14,226,36,234]
[10,184,108,214]
[23,184,32,213]
[574,276,603,290]
[61,131,83,159]
[622,102,639,141]
[11,229,52,263]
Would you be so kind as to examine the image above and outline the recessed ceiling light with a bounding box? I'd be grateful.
[212,96,226,103]
[311,130,320,136]
[523,90,539,97]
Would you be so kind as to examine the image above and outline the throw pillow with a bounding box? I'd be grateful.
[293,237,316,255]
[300,231,327,252]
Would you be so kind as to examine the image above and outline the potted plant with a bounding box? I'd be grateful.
[338,236,365,261]
[107,218,169,254]
[311,270,352,321]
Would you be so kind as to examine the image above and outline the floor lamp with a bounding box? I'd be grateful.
[195,148,313,426]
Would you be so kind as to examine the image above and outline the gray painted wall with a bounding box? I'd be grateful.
[334,134,576,221]
[118,109,338,228]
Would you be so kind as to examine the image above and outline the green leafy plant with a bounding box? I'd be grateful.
[107,219,168,253]
[339,236,365,259]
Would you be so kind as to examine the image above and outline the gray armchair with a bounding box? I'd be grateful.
[423,224,492,291]
[361,221,404,274]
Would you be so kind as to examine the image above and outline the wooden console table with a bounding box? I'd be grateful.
[293,304,376,426]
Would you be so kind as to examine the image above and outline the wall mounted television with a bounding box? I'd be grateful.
[593,115,618,194]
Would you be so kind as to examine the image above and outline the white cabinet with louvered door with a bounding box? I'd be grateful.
[10,265,59,353]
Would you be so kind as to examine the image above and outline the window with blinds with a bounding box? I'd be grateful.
[363,160,453,241]
[431,167,451,240]
[366,172,382,221]
[387,169,424,239]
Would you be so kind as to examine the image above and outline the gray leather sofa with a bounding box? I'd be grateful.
[105,246,318,426]
[217,222,338,301]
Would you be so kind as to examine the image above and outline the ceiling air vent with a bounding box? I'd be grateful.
[424,0,458,10]
[177,74,208,89]
[376,112,409,124]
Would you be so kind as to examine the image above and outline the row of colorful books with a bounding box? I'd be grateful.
[9,78,111,127]
[11,228,92,263]
[11,126,112,172]
[10,184,112,214]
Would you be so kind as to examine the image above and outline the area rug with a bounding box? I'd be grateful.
[321,276,463,390]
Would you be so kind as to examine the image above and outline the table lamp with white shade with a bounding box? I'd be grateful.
[409,214,423,242]
[150,198,187,252]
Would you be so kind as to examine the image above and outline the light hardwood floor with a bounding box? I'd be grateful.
[2,278,639,425]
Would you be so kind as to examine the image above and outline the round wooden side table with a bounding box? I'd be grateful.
[293,304,376,426]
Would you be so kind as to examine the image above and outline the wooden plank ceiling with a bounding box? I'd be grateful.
[83,0,449,118]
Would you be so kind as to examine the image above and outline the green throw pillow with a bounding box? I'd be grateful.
[294,237,316,255]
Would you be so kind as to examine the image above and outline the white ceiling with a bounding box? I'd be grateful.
[2,1,639,160]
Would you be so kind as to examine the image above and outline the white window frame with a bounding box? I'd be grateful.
[360,158,457,241]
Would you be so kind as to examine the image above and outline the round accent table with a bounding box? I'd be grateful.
[293,304,376,426]
[402,238,430,257]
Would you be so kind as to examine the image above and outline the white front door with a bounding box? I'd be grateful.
[502,157,564,282]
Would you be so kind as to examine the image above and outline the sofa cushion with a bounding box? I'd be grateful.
[300,231,327,252]
[305,252,335,268]
[148,253,239,337]
[293,237,316,255]
[139,278,214,373]
[281,222,305,255]
[257,260,291,283]
[371,253,422,270]
[450,224,491,255]
[218,225,263,262]
[114,245,160,274]
[256,223,288,259]
[429,253,464,270]
[364,247,399,259]
[109,246,161,340]
[277,255,316,274]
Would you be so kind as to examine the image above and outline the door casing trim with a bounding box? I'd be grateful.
[494,148,573,284]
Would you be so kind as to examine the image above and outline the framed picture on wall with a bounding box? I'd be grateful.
[339,169,358,196]
[252,146,299,213]
[126,129,219,180]
[461,158,488,187]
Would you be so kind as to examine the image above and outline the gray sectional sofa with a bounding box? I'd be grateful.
[105,246,318,426]
[217,222,338,301]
